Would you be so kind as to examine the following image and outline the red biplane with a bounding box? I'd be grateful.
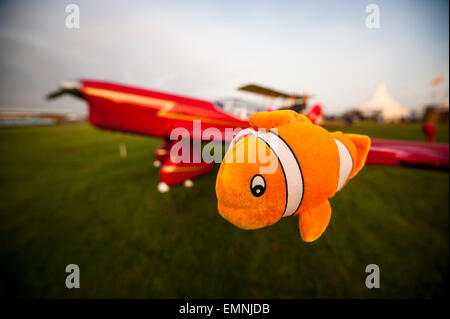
[48,80,448,192]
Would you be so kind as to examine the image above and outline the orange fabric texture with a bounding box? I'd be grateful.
[299,200,331,242]
[215,110,371,242]
[345,134,371,178]
[216,137,286,229]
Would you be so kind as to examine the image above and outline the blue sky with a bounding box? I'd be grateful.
[0,0,448,115]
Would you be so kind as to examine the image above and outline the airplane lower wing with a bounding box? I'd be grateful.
[153,138,449,192]
[367,139,449,169]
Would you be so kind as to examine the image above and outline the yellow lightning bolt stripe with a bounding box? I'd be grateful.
[83,87,175,109]
[82,86,245,127]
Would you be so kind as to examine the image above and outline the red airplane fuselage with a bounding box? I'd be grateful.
[81,80,248,141]
[78,80,250,189]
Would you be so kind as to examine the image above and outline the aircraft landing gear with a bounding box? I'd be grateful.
[157,182,170,193]
[153,160,161,167]
[183,179,193,188]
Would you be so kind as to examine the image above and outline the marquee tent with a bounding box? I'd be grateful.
[359,81,412,122]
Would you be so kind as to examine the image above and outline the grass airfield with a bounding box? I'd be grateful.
[0,121,448,298]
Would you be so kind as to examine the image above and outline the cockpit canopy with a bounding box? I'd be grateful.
[214,98,266,120]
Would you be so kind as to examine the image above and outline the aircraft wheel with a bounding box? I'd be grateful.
[153,160,161,168]
[184,179,194,188]
[157,182,170,193]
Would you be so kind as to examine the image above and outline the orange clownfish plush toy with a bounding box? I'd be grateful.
[215,110,371,242]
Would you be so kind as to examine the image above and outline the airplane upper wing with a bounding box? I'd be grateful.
[238,84,304,99]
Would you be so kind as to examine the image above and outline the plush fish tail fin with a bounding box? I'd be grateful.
[345,133,371,179]
[249,110,311,130]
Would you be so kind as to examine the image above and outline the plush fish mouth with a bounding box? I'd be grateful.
[217,201,280,230]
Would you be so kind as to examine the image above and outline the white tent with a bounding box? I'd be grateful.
[358,81,412,122]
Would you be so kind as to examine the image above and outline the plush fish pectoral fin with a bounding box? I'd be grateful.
[298,200,332,242]
[345,134,371,178]
[249,110,311,130]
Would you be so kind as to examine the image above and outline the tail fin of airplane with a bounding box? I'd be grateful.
[305,104,323,125]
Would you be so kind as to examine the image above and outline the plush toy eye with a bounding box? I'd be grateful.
[250,174,266,197]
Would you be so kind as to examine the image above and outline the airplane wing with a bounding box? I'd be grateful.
[238,84,304,99]
[367,139,449,169]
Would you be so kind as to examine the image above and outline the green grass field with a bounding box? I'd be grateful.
[0,121,448,298]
